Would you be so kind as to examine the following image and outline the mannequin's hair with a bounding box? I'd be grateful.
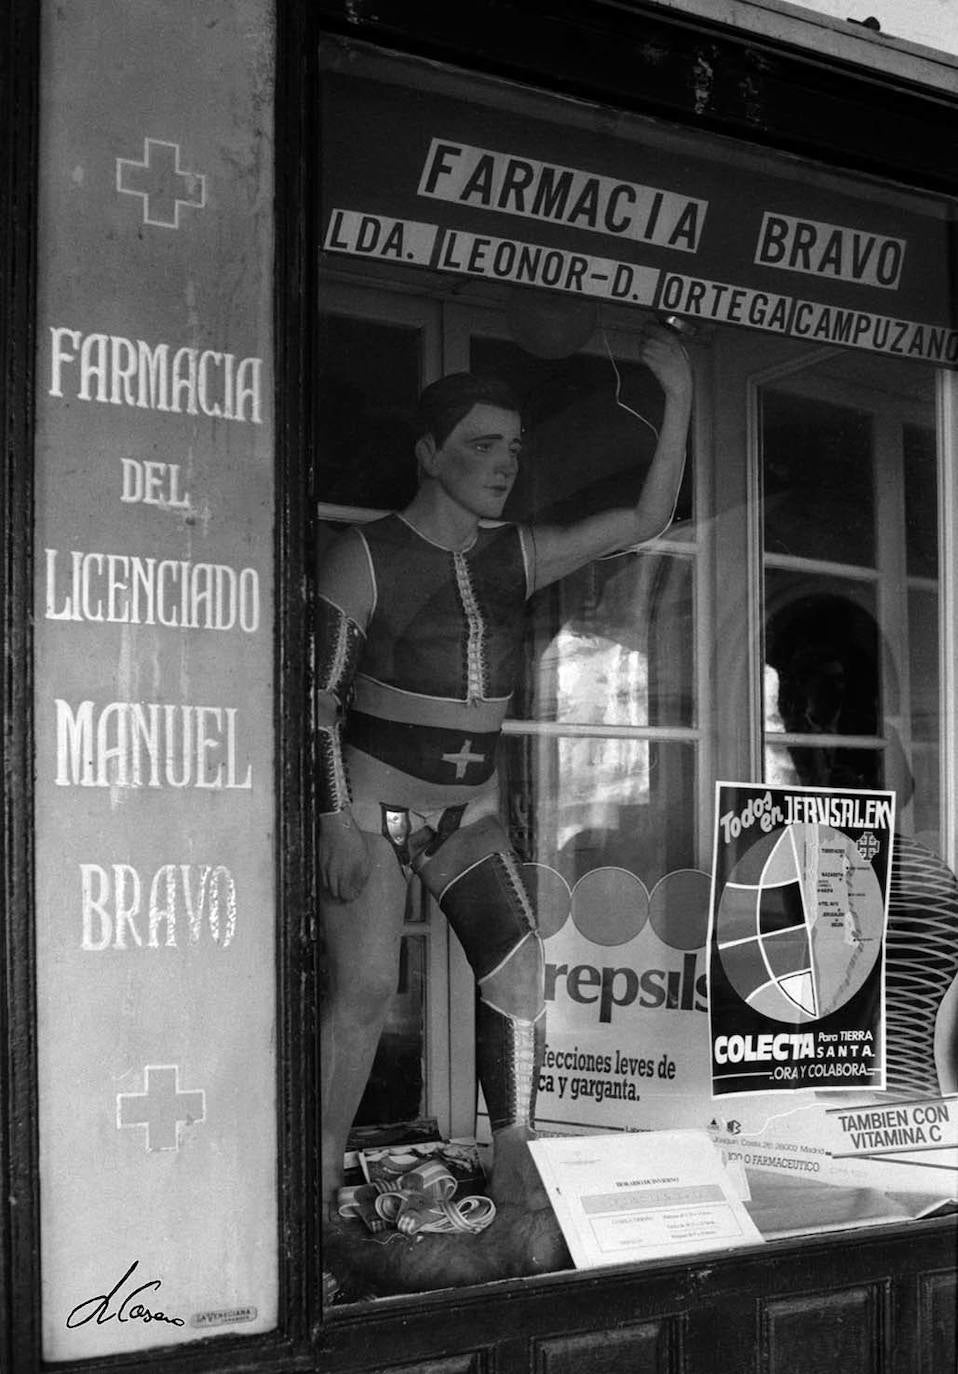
[414,372,521,447]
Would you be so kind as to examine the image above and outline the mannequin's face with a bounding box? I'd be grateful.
[421,403,522,521]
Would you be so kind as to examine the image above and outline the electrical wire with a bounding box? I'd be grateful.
[596,325,688,558]
[602,327,659,440]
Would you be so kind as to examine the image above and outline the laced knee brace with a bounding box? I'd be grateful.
[437,849,545,1133]
[316,595,365,814]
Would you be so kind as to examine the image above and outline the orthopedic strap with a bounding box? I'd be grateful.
[436,848,545,1133]
[316,595,365,814]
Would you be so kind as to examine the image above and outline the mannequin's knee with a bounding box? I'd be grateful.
[479,930,544,1022]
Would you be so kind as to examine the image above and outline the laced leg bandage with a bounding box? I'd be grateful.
[316,595,365,814]
[436,848,545,1133]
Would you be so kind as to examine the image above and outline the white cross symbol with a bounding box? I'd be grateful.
[116,1064,206,1151]
[116,138,206,229]
[441,738,486,780]
[857,832,880,861]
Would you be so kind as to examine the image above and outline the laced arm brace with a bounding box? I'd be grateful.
[316,597,365,814]
[315,528,373,815]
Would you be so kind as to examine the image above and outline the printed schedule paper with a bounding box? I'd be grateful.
[529,1130,763,1268]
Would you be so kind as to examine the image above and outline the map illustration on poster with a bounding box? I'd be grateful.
[707,782,894,1098]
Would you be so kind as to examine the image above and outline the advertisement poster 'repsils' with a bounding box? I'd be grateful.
[707,783,895,1099]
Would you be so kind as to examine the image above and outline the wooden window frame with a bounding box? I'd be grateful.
[2,2,957,1370]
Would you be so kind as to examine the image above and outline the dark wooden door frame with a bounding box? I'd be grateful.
[1,3,41,1371]
[2,1,956,1370]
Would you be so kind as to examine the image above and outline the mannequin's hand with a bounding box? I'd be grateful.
[320,812,372,902]
[641,322,692,402]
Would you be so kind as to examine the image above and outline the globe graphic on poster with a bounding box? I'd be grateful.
[715,823,884,1024]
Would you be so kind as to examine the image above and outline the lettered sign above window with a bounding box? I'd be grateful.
[319,60,956,367]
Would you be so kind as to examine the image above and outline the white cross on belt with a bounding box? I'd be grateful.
[441,738,486,780]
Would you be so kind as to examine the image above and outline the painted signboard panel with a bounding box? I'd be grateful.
[33,1,277,1360]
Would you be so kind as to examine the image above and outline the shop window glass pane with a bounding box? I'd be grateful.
[515,552,694,729]
[502,734,696,889]
[313,36,958,1303]
[354,934,426,1127]
[903,423,938,578]
[470,335,694,528]
[762,390,875,566]
[317,313,422,509]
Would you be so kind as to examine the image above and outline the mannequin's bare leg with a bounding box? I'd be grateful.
[320,833,408,1216]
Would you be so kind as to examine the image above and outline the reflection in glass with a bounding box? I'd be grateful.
[516,553,694,729]
[502,733,696,889]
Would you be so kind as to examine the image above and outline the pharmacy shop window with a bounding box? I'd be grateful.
[314,37,958,1306]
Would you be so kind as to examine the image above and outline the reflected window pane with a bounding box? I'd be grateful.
[502,734,695,888]
[762,390,875,565]
[317,313,422,509]
[516,553,694,728]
